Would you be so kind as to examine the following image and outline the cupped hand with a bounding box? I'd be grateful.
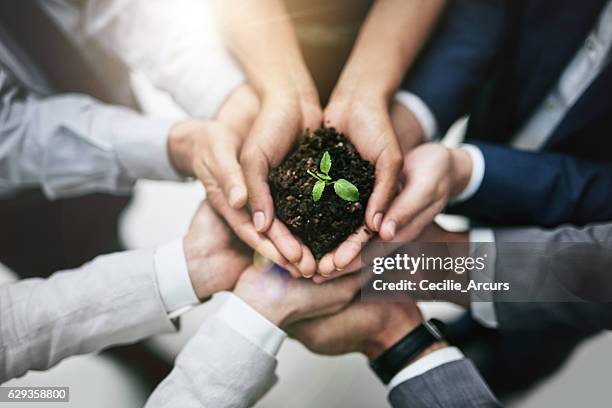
[167,85,318,278]
[316,94,403,276]
[378,143,471,242]
[239,87,323,276]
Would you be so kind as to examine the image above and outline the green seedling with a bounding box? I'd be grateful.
[307,151,360,202]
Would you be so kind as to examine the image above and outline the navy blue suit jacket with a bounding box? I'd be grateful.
[405,0,612,227]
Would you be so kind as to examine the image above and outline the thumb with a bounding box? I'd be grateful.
[365,146,403,232]
[240,143,275,232]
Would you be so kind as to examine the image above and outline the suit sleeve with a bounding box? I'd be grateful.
[492,222,612,331]
[0,249,176,382]
[388,359,501,408]
[448,142,612,226]
[402,0,509,135]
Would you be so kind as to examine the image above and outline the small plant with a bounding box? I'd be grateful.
[307,151,360,202]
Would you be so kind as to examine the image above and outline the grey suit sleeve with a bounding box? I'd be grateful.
[146,316,278,408]
[0,64,179,199]
[389,359,501,408]
[0,249,176,382]
[492,222,612,331]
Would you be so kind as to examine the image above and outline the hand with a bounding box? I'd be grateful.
[379,143,472,241]
[213,0,322,277]
[233,262,361,327]
[287,300,425,359]
[183,201,251,299]
[317,94,403,276]
[168,84,258,209]
[316,99,430,277]
[239,87,322,277]
[168,113,309,277]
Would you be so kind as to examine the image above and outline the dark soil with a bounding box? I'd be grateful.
[269,127,375,259]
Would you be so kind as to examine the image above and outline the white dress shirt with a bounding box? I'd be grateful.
[396,0,612,330]
[42,0,245,119]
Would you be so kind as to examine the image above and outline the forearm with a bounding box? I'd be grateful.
[83,0,244,118]
[335,0,445,99]
[146,295,282,407]
[0,90,180,199]
[213,0,315,99]
[0,249,175,382]
[449,142,612,226]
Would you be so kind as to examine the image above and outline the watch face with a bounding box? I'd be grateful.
[424,319,444,340]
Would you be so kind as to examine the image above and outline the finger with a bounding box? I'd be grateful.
[300,99,323,131]
[208,136,248,209]
[205,188,299,275]
[266,218,303,272]
[322,100,348,132]
[316,252,336,279]
[379,180,435,241]
[240,143,275,233]
[314,226,372,282]
[392,198,447,243]
[332,225,373,273]
[365,146,403,233]
[295,244,317,278]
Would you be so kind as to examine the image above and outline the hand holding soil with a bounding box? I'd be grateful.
[269,128,375,260]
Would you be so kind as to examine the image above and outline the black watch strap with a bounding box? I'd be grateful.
[369,319,446,384]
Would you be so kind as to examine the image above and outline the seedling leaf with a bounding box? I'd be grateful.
[320,151,331,175]
[312,180,326,201]
[334,179,359,202]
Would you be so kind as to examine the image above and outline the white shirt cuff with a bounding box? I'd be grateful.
[215,294,287,357]
[394,90,438,141]
[469,228,499,328]
[154,238,200,318]
[387,347,464,391]
[109,114,184,183]
[452,144,485,203]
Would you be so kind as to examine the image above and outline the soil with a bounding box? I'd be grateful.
[269,127,375,259]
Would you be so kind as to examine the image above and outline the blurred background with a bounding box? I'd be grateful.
[2,67,611,408]
[2,0,612,406]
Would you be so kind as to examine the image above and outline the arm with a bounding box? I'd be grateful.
[388,358,502,408]
[319,0,446,274]
[146,263,362,407]
[287,300,501,408]
[399,0,509,136]
[0,64,180,198]
[491,222,612,331]
[0,201,250,382]
[0,249,175,382]
[449,142,612,226]
[80,0,244,119]
[211,0,321,277]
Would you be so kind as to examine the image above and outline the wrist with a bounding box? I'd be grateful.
[168,121,199,176]
[450,147,473,197]
[233,286,288,327]
[362,304,423,359]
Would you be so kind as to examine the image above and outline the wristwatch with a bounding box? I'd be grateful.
[369,318,447,384]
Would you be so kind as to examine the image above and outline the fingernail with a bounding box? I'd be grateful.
[383,220,397,239]
[336,266,344,272]
[373,212,383,232]
[228,186,245,208]
[253,211,266,231]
